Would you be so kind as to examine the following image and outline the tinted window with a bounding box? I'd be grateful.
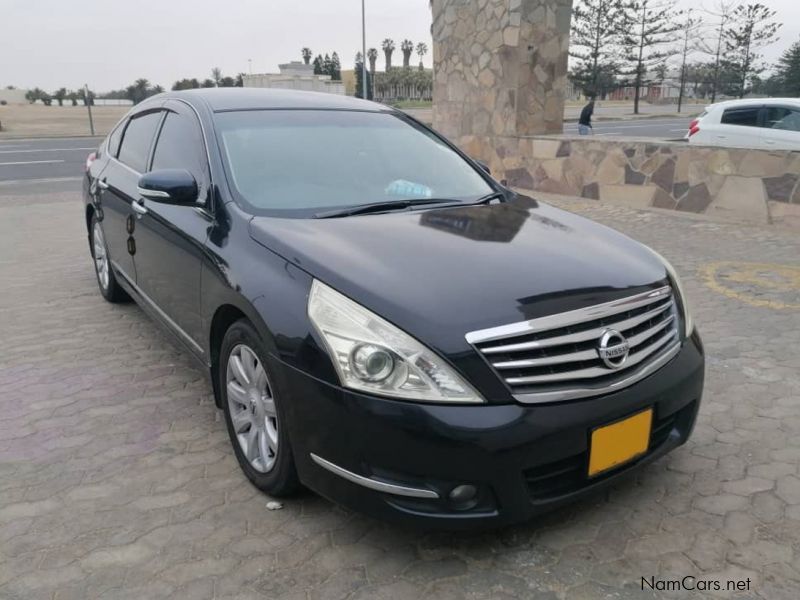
[215,110,493,217]
[152,111,206,173]
[720,107,760,127]
[107,121,125,157]
[764,107,800,132]
[117,112,162,172]
[152,111,208,200]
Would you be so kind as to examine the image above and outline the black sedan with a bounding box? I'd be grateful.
[83,89,704,528]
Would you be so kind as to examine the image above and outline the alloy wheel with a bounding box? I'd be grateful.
[226,344,279,473]
[92,221,110,290]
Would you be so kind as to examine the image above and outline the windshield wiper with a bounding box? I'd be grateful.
[470,191,506,205]
[315,198,461,219]
[314,191,508,219]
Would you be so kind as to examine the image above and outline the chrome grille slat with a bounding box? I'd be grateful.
[490,312,675,370]
[505,329,677,385]
[478,296,674,354]
[466,285,672,345]
[467,285,681,403]
[626,314,675,349]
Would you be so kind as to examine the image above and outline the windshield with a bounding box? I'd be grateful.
[215,109,493,217]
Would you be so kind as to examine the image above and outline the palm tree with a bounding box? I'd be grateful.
[211,67,222,86]
[401,39,414,68]
[301,47,312,65]
[53,88,67,106]
[367,48,379,75]
[416,42,428,71]
[382,39,396,71]
[25,88,44,104]
[126,79,151,104]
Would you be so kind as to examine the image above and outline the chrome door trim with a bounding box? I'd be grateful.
[310,453,439,499]
[112,260,204,356]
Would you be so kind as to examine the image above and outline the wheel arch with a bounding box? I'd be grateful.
[208,299,276,408]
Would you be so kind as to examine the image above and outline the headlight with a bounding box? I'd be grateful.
[649,249,694,338]
[308,280,484,403]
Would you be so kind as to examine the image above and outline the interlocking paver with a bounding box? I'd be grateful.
[1,192,799,599]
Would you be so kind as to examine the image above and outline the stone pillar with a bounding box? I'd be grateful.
[432,0,572,163]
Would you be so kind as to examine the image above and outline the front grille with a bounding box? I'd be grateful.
[466,286,681,403]
[525,402,694,502]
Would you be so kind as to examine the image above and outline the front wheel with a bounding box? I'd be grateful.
[219,319,299,496]
[90,215,128,303]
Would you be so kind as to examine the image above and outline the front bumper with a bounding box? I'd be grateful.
[278,332,704,529]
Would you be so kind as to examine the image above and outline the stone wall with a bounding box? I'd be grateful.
[432,0,572,156]
[489,136,800,228]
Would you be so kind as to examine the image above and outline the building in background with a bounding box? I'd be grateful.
[0,89,28,105]
[243,62,345,95]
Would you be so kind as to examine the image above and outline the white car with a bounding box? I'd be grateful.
[686,98,800,150]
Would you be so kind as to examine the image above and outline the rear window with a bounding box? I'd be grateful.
[720,107,760,127]
[214,110,493,217]
[117,111,163,172]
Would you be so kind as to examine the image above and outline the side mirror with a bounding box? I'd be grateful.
[137,169,198,204]
[474,160,491,175]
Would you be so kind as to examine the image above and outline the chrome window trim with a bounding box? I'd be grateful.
[310,453,439,499]
[112,260,204,356]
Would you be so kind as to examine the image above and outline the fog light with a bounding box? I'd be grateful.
[448,484,477,503]
[349,344,395,382]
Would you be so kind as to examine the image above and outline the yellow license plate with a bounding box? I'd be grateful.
[588,408,652,477]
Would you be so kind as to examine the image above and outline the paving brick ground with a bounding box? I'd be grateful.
[1,191,799,599]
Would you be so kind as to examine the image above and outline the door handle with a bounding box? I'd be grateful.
[97,179,109,190]
[131,199,148,216]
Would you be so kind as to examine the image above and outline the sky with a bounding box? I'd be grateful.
[1,0,798,93]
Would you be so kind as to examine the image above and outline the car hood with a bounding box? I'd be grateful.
[248,196,667,354]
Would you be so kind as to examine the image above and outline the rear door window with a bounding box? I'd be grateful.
[117,111,163,172]
[764,106,800,132]
[720,107,761,128]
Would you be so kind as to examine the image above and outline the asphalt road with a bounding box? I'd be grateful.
[562,116,692,139]
[0,136,102,196]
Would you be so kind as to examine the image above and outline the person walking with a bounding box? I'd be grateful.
[578,96,595,135]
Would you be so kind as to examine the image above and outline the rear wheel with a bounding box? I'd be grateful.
[90,215,128,303]
[219,319,299,496]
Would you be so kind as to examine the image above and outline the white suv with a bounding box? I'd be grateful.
[686,98,800,150]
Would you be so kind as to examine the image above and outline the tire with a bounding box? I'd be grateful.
[219,319,299,496]
[90,214,129,303]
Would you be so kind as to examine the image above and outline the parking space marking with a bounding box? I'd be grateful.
[0,148,95,154]
[0,159,65,166]
[0,176,81,186]
[700,261,800,310]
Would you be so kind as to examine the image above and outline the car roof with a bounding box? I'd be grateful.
[166,88,392,113]
[709,98,800,111]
